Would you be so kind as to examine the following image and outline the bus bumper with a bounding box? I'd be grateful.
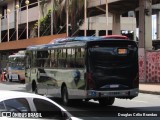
[87,88,139,98]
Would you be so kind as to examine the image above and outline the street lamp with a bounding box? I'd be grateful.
[51,0,53,35]
[38,0,40,37]
[7,9,11,42]
[106,0,108,35]
[66,0,69,37]
[15,4,19,40]
[25,0,29,39]
[0,14,2,43]
[84,0,87,36]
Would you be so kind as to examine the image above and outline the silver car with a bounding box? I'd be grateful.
[0,90,81,120]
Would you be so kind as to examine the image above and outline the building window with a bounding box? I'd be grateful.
[2,5,7,19]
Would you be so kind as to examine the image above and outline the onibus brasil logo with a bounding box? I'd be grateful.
[1,112,42,118]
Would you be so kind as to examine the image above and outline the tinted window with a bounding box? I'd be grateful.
[36,50,49,67]
[58,49,67,68]
[33,98,63,118]
[75,48,85,68]
[0,102,6,111]
[3,98,31,112]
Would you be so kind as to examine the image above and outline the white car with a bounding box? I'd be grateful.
[0,90,81,120]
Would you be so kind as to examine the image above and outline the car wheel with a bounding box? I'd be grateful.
[62,86,70,106]
[99,97,115,106]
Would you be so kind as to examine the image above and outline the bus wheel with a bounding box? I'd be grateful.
[18,75,21,83]
[32,82,38,94]
[62,86,70,106]
[98,97,115,106]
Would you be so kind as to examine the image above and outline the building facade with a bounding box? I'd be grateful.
[0,0,136,69]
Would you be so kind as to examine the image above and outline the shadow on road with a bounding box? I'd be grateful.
[52,98,160,117]
[0,81,25,85]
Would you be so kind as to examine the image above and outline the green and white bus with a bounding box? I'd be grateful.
[25,37,139,106]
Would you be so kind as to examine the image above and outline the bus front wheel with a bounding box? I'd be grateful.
[62,86,70,106]
[98,97,115,106]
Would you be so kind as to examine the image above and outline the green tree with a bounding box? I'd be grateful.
[34,0,85,36]
[59,0,84,36]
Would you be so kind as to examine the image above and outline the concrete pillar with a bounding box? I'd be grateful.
[112,13,121,35]
[139,0,152,50]
[157,12,160,39]
[134,30,136,41]
[95,30,99,37]
[138,0,152,83]
[0,14,1,43]
[106,0,108,35]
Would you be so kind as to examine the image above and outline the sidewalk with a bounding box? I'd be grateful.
[139,83,160,95]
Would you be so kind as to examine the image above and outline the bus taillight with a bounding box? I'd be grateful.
[87,72,95,89]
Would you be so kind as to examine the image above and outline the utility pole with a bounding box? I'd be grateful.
[106,0,108,35]
[84,0,87,36]
[66,0,69,37]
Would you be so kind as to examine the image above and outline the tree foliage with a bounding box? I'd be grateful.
[33,0,84,36]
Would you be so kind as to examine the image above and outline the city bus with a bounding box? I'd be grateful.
[7,51,25,83]
[25,36,139,106]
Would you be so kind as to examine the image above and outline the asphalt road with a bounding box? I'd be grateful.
[0,81,26,91]
[61,94,160,120]
[0,82,160,120]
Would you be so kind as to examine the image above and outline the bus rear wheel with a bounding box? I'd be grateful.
[18,75,21,83]
[62,86,70,106]
[98,97,115,106]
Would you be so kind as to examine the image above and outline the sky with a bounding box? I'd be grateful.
[136,15,157,40]
[152,15,157,40]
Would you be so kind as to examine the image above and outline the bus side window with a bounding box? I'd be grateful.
[50,49,58,68]
[68,48,75,68]
[26,56,30,69]
[54,49,58,68]
[36,50,49,67]
[36,51,41,67]
[44,50,50,68]
[66,48,71,68]
[58,49,67,68]
[75,48,85,68]
[57,49,63,68]
[50,50,55,68]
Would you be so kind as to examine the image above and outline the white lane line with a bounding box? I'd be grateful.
[131,100,148,103]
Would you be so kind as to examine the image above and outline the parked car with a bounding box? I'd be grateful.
[0,90,81,120]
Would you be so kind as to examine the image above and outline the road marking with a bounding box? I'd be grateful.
[131,100,148,103]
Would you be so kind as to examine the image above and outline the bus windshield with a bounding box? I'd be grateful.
[8,55,25,70]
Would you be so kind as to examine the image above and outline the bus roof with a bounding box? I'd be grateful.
[49,36,101,44]
[27,36,101,50]
[26,36,134,51]
[101,35,129,39]
[9,54,25,58]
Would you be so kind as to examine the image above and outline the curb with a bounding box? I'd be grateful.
[139,90,160,95]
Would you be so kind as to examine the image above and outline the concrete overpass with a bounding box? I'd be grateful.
[88,0,160,50]
[88,0,160,14]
